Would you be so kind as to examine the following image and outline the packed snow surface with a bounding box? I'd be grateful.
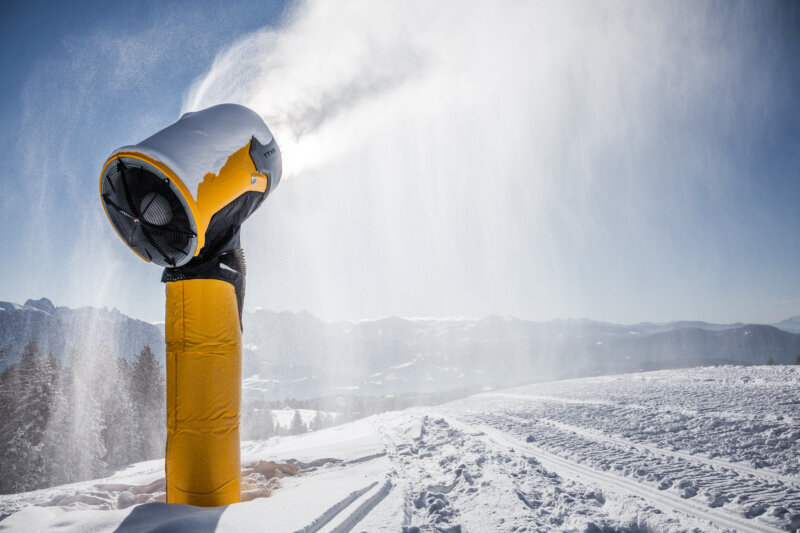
[1,365,798,532]
[111,103,272,199]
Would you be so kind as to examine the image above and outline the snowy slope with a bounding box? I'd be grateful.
[1,365,798,532]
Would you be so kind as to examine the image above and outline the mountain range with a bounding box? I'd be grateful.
[0,298,164,366]
[2,298,799,399]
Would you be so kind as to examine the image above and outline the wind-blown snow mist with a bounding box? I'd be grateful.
[182,0,783,324]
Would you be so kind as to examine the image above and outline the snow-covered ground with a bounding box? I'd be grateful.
[1,365,798,532]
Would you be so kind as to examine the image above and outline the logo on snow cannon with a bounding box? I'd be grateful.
[99,104,282,506]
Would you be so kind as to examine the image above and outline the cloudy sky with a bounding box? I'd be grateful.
[1,0,799,325]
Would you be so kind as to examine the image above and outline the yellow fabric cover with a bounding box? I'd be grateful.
[165,279,241,506]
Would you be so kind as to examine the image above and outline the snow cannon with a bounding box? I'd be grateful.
[99,103,281,506]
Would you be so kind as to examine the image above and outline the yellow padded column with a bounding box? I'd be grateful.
[165,279,241,506]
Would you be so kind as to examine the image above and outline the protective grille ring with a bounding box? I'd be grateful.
[101,157,196,267]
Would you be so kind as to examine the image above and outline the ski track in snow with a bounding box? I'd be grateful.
[447,416,775,533]
[294,481,378,533]
[1,365,799,532]
[328,480,393,533]
[534,416,798,486]
[446,365,800,532]
[381,413,643,532]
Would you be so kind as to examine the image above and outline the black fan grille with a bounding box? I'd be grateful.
[101,158,196,267]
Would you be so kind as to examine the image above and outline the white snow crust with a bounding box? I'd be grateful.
[1,365,798,532]
[111,104,272,199]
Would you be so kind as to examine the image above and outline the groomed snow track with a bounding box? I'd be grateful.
[447,416,779,533]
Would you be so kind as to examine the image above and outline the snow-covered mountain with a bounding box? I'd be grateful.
[0,298,164,369]
[3,299,800,399]
[773,315,800,334]
[241,311,800,399]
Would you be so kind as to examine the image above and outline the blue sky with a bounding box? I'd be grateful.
[1,1,799,325]
[0,0,288,318]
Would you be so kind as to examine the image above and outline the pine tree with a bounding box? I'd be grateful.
[130,346,165,460]
[3,428,44,492]
[290,409,307,435]
[100,355,138,469]
[242,399,275,441]
[43,348,107,485]
[310,408,333,431]
[1,342,166,491]
[0,342,60,493]
[262,405,275,439]
[0,344,10,367]
[310,408,322,431]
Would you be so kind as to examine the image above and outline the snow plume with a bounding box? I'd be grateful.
[183,0,430,178]
[184,0,606,179]
[181,0,778,323]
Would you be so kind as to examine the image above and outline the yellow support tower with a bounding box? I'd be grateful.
[165,279,242,506]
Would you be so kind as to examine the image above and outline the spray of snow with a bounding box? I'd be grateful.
[180,0,761,325]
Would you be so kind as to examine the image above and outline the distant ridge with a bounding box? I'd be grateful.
[239,308,800,399]
[2,299,799,398]
[0,298,164,368]
[773,315,800,334]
